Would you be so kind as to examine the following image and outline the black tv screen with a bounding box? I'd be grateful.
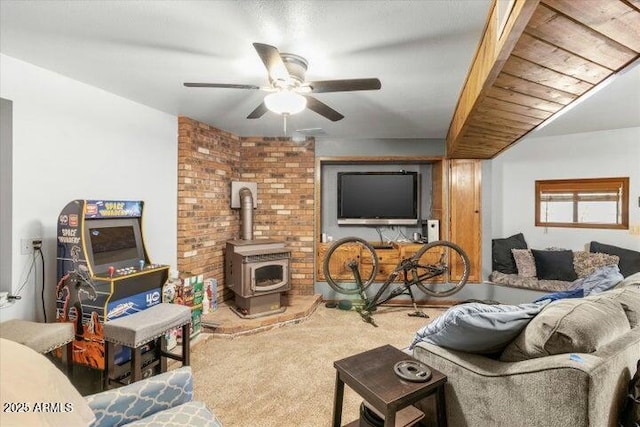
[84,218,145,273]
[337,172,419,225]
[90,226,139,265]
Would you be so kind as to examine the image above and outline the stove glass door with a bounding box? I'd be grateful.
[250,260,288,293]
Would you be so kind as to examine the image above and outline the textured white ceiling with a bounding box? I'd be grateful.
[1,0,638,141]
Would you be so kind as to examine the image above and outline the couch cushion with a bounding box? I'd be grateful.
[500,297,630,362]
[492,233,527,274]
[531,249,578,282]
[590,241,640,278]
[573,251,620,278]
[512,248,536,277]
[615,272,640,290]
[409,301,549,354]
[488,271,573,292]
[0,338,96,426]
[598,287,640,328]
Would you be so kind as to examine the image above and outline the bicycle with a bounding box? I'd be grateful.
[322,237,470,326]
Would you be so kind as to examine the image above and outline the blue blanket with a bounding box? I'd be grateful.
[534,265,623,303]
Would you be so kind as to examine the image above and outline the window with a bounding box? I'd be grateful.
[535,177,629,229]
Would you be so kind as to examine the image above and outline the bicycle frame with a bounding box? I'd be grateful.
[325,238,469,326]
[347,256,446,324]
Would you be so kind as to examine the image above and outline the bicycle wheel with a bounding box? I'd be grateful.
[410,240,469,297]
[323,237,379,295]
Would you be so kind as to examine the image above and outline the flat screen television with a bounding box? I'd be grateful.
[337,171,419,225]
[84,218,146,274]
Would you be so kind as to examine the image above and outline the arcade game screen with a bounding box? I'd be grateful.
[90,226,139,265]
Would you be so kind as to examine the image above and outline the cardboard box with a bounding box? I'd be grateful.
[177,303,202,341]
[180,276,194,307]
[205,278,218,312]
[191,305,202,338]
[193,275,204,307]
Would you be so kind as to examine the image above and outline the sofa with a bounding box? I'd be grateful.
[489,234,640,292]
[410,273,640,427]
[0,338,222,426]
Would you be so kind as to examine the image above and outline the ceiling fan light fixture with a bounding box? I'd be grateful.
[264,89,307,115]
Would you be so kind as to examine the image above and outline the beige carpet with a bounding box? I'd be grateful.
[190,304,443,427]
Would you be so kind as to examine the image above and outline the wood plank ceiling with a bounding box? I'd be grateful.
[446,0,640,159]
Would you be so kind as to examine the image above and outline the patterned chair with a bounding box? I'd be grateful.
[86,367,222,427]
[0,338,222,427]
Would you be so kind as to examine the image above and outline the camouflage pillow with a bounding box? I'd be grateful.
[512,249,536,277]
[573,251,619,278]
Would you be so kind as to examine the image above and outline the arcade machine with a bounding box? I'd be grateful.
[56,200,169,380]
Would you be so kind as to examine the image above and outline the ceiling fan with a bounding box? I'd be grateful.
[184,43,382,122]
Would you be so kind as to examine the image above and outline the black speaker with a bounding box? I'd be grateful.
[420,220,429,238]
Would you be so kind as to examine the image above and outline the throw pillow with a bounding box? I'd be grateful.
[500,297,631,362]
[492,233,527,274]
[590,241,640,278]
[409,300,550,354]
[0,338,96,426]
[531,249,578,282]
[512,248,536,277]
[573,251,620,278]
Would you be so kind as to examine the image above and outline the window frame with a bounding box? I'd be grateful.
[535,177,629,230]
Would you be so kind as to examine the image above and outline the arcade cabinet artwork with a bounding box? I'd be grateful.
[56,200,169,371]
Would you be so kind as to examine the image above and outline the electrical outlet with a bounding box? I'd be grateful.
[20,237,41,255]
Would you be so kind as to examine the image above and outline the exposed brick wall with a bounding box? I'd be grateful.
[239,137,316,296]
[177,117,240,302]
[177,117,315,300]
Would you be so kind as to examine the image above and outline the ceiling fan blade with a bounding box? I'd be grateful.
[307,78,381,93]
[247,102,269,119]
[253,43,290,82]
[184,82,260,90]
[305,96,344,122]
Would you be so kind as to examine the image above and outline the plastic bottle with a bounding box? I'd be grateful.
[202,288,210,315]
[210,279,218,311]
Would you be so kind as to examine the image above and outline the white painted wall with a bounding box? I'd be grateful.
[491,127,640,252]
[0,54,178,322]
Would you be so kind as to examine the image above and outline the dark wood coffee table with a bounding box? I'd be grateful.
[332,344,447,427]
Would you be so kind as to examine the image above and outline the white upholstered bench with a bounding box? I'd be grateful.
[0,319,74,375]
[102,303,191,389]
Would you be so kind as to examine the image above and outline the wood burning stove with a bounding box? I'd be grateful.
[225,239,291,318]
[226,182,291,318]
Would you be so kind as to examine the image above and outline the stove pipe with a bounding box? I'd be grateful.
[239,187,254,240]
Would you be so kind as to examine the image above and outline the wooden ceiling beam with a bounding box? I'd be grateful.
[512,33,613,84]
[446,0,541,158]
[528,4,636,69]
[446,0,640,159]
[542,0,640,52]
